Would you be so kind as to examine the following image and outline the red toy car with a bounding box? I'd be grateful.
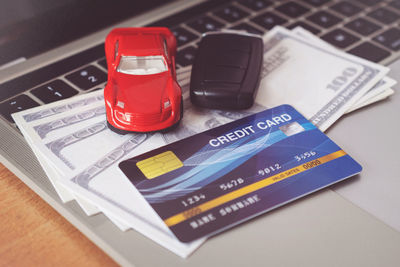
[104,27,183,133]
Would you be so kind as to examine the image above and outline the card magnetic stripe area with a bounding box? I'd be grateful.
[163,149,347,227]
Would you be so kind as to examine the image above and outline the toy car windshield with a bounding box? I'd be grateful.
[117,55,168,75]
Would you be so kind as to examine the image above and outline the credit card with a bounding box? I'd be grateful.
[119,105,362,242]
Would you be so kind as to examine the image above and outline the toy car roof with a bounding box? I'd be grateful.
[107,28,167,56]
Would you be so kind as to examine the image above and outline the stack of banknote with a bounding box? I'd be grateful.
[12,26,396,258]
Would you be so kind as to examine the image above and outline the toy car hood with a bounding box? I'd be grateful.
[112,71,170,114]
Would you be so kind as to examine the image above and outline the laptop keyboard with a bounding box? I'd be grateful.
[1,0,399,126]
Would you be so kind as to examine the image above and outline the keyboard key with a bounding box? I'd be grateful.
[300,0,331,7]
[367,8,399,24]
[348,42,390,62]
[251,12,288,30]
[0,95,39,123]
[321,29,360,48]
[330,1,362,17]
[355,0,382,6]
[149,0,229,28]
[389,0,400,9]
[307,11,341,28]
[187,15,224,34]
[31,80,78,104]
[373,28,400,51]
[177,46,197,67]
[171,27,199,47]
[287,21,321,34]
[65,65,107,90]
[236,0,272,11]
[275,2,310,18]
[345,18,381,36]
[230,23,264,35]
[214,5,249,23]
[98,59,107,70]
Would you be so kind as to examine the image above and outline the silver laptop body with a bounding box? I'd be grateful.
[1,0,400,266]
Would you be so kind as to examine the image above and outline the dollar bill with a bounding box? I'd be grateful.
[256,26,389,131]
[21,109,113,175]
[291,26,396,111]
[22,91,104,122]
[347,88,395,113]
[34,105,106,139]
[11,92,105,215]
[15,113,103,215]
[348,77,396,112]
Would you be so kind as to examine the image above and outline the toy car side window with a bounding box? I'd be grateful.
[163,39,169,61]
[114,40,119,61]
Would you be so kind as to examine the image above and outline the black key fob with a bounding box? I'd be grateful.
[190,32,263,110]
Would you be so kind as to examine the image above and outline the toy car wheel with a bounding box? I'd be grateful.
[107,121,130,135]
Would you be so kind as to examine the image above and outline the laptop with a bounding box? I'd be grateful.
[1,0,400,266]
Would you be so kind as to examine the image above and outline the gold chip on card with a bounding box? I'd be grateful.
[136,151,183,179]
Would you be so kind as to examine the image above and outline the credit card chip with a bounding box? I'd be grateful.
[136,151,183,179]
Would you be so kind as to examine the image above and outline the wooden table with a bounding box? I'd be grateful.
[0,164,118,267]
